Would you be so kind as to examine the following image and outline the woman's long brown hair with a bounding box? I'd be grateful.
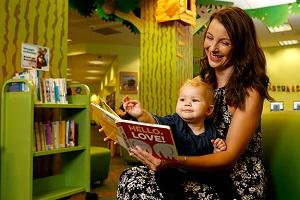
[200,7,273,109]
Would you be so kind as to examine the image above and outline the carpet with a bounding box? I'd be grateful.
[70,156,129,200]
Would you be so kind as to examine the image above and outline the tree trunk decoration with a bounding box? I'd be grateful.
[138,0,193,115]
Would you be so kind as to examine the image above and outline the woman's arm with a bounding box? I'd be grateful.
[130,88,263,171]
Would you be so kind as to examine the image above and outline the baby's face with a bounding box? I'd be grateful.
[176,85,211,123]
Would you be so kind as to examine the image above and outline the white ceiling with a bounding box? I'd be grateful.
[68,6,300,85]
[68,10,140,85]
[220,0,296,9]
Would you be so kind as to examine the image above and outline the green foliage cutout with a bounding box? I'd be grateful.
[246,2,300,27]
[69,0,140,33]
[69,0,300,32]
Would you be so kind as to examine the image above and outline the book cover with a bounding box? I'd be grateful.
[6,82,25,92]
[51,121,60,149]
[91,102,178,160]
[65,120,70,147]
[34,122,42,151]
[45,121,54,150]
[68,120,76,147]
[59,120,66,148]
[39,122,46,151]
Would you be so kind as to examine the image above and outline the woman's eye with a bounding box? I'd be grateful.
[206,35,213,40]
[221,41,231,46]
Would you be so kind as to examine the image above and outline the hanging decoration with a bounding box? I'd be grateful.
[156,0,197,26]
[69,0,300,33]
[193,2,230,34]
[70,0,141,33]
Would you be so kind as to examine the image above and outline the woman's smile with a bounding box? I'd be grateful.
[209,52,224,63]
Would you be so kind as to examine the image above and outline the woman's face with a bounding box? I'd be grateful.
[204,18,233,70]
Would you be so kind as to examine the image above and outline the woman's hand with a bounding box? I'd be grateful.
[99,128,118,144]
[129,146,164,171]
[98,127,104,134]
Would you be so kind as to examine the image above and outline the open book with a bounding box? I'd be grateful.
[91,102,178,160]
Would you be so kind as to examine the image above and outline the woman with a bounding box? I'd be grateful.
[117,7,272,200]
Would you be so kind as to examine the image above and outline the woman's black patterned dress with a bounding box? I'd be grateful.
[116,87,267,200]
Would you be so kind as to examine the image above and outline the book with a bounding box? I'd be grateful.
[59,120,66,148]
[45,121,54,150]
[34,122,42,151]
[91,102,178,160]
[51,121,60,149]
[68,120,76,147]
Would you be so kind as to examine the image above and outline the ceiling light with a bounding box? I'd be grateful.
[267,23,292,33]
[278,40,299,46]
[85,76,101,80]
[68,51,86,56]
[86,70,105,74]
[88,60,104,65]
[90,94,100,104]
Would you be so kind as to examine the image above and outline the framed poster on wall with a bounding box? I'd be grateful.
[270,101,284,112]
[120,72,138,94]
[293,101,300,110]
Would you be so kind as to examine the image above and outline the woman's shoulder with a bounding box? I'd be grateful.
[246,87,263,101]
[235,87,263,115]
[230,88,262,116]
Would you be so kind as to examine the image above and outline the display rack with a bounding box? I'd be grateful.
[1,79,91,200]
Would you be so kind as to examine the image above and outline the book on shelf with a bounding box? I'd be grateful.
[10,69,68,104]
[52,121,60,149]
[45,121,54,150]
[91,102,178,160]
[42,78,68,104]
[33,120,77,151]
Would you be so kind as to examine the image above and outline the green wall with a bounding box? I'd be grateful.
[263,44,300,112]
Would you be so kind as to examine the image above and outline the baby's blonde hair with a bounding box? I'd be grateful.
[180,77,214,105]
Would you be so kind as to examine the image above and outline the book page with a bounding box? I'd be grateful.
[118,120,178,160]
[99,98,119,117]
[91,103,128,149]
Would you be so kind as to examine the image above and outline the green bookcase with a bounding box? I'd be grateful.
[1,79,91,200]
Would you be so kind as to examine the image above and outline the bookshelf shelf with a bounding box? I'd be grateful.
[33,186,85,200]
[33,146,86,157]
[1,79,91,200]
[34,103,86,109]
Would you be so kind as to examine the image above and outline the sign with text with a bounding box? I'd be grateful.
[22,43,49,71]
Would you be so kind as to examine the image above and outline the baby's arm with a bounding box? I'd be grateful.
[211,138,227,153]
[123,99,156,124]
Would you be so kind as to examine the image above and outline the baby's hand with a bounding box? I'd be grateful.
[123,100,143,118]
[123,96,130,103]
[211,138,227,153]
